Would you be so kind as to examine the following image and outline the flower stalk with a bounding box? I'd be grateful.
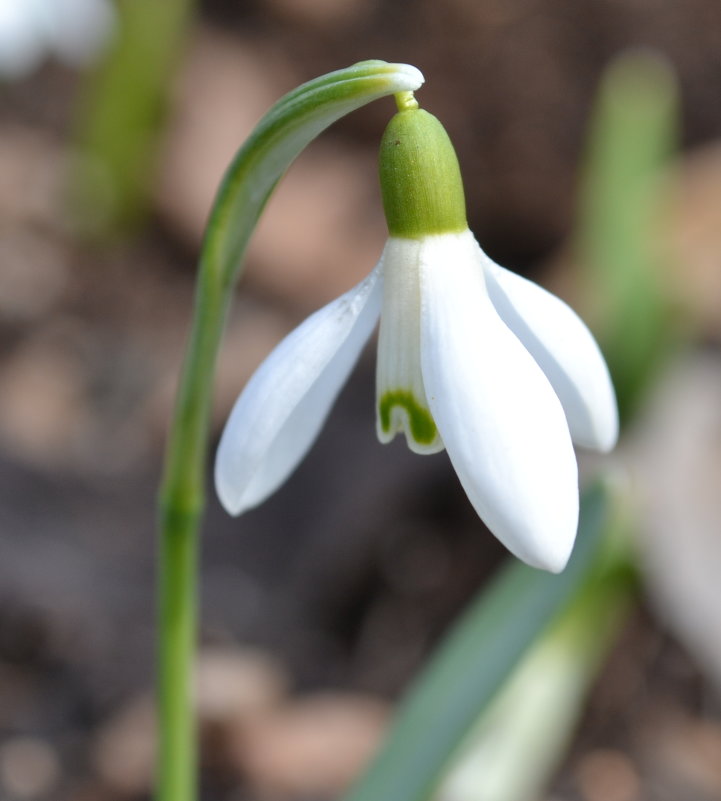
[154,61,423,801]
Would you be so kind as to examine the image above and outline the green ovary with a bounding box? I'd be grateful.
[379,390,438,445]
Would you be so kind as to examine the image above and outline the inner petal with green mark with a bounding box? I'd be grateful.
[379,389,438,446]
[376,237,444,454]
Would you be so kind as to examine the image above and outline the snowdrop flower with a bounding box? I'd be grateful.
[0,0,115,79]
[216,95,618,573]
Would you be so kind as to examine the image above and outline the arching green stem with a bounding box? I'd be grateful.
[154,60,424,801]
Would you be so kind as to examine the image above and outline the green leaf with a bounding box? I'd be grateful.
[74,0,195,234]
[577,50,680,422]
[343,483,614,801]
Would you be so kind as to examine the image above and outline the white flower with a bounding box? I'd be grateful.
[0,0,115,79]
[215,103,618,573]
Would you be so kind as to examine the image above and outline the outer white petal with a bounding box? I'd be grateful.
[483,258,618,453]
[215,265,382,515]
[0,0,45,77]
[419,231,579,573]
[46,0,116,66]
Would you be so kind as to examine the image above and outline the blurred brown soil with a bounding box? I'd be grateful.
[2,1,721,800]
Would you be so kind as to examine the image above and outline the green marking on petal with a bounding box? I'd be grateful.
[379,390,438,445]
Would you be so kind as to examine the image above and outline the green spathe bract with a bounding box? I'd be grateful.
[379,108,468,238]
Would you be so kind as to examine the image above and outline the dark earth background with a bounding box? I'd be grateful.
[2,1,721,799]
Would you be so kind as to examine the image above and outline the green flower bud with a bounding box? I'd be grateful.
[379,101,468,238]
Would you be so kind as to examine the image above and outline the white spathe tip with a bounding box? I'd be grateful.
[389,63,425,91]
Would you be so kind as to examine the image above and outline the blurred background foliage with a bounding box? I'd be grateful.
[2,1,721,801]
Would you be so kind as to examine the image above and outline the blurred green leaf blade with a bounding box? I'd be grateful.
[577,50,681,422]
[343,483,617,801]
[74,0,195,235]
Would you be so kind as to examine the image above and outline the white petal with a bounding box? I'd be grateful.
[420,231,579,572]
[46,0,116,66]
[484,259,618,453]
[0,1,45,77]
[376,238,443,454]
[215,265,382,515]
